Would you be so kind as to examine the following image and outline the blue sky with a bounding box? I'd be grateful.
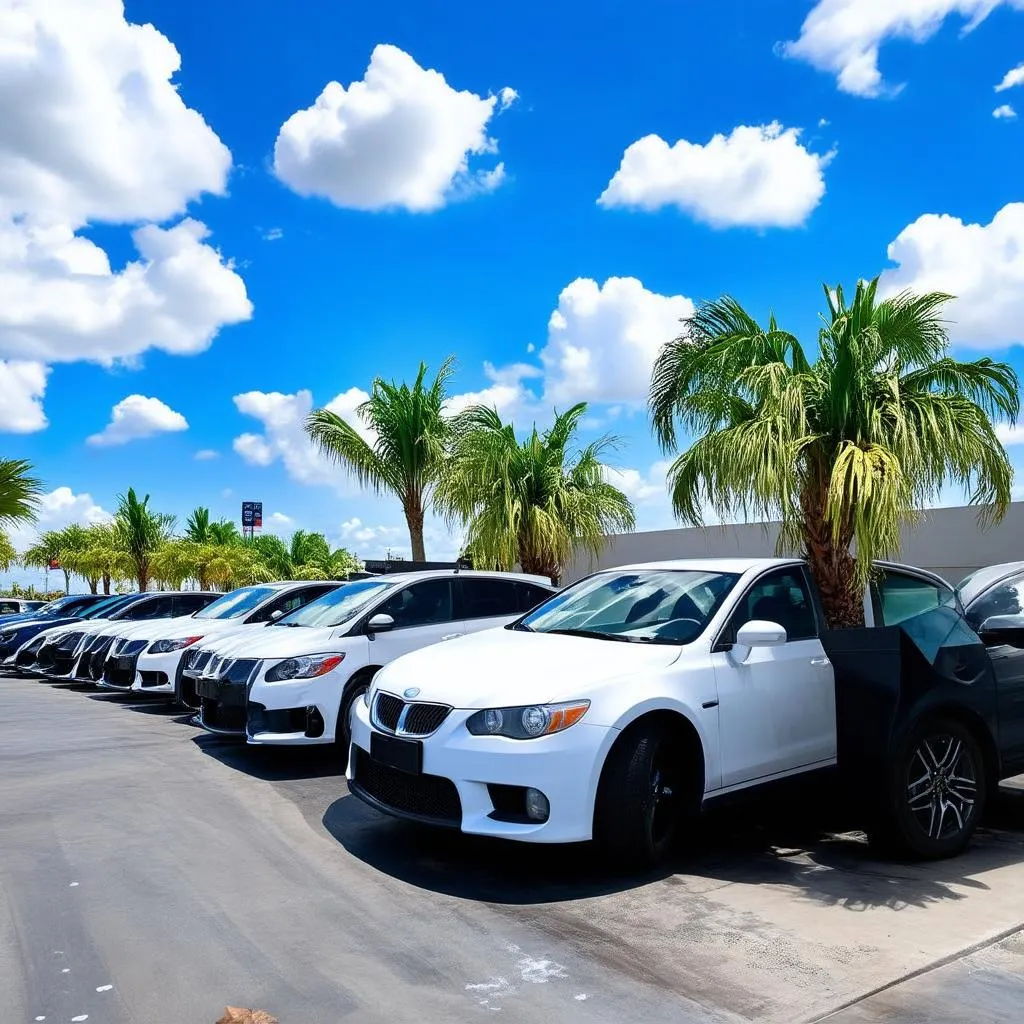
[2,0,1024,587]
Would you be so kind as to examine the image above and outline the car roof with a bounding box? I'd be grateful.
[606,557,803,575]
[359,569,554,587]
[956,561,1024,608]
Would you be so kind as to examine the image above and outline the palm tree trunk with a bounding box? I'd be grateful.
[801,483,863,629]
[137,564,148,592]
[88,576,98,595]
[102,573,111,595]
[62,568,70,595]
[404,497,426,563]
[519,549,559,586]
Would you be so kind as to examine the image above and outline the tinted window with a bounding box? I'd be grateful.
[249,585,337,623]
[174,594,216,616]
[460,578,521,620]
[878,572,952,626]
[194,586,279,620]
[517,582,554,613]
[727,568,817,642]
[521,569,739,645]
[276,579,394,628]
[0,601,20,614]
[120,595,175,620]
[965,572,1024,629]
[378,579,455,628]
[87,596,139,619]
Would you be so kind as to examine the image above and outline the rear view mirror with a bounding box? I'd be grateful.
[730,620,787,665]
[269,609,284,621]
[979,615,1024,649]
[367,613,395,635]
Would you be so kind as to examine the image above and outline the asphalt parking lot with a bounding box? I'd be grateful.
[3,677,1024,1023]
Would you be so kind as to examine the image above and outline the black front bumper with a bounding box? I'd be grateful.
[349,745,462,828]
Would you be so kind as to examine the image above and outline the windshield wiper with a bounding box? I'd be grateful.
[545,628,635,643]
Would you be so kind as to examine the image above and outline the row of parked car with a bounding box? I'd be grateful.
[3,557,1024,867]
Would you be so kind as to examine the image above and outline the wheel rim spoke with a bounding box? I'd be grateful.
[906,733,977,841]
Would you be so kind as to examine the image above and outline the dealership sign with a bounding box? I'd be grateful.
[241,501,263,530]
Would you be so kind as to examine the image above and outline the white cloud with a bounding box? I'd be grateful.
[879,202,1024,348]
[446,361,542,419]
[993,103,1018,118]
[339,517,405,547]
[603,460,672,504]
[266,511,293,536]
[0,218,252,365]
[336,515,460,561]
[194,449,219,461]
[273,44,510,212]
[8,486,111,553]
[996,424,1024,445]
[0,360,48,432]
[87,394,188,447]
[540,277,695,405]
[995,62,1024,91]
[497,86,518,110]
[262,227,284,241]
[0,0,231,227]
[232,386,372,490]
[599,123,830,229]
[781,0,1024,97]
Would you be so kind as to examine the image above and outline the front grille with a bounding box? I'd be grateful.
[402,703,451,735]
[201,698,246,733]
[103,654,139,689]
[374,692,403,731]
[139,671,169,688]
[372,692,451,736]
[353,748,461,825]
[16,646,39,669]
[185,650,212,673]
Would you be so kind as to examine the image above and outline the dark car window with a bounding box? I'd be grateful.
[726,568,818,642]
[0,601,20,614]
[965,572,1024,629]
[249,584,338,623]
[877,572,954,626]
[119,595,175,620]
[174,593,218,617]
[458,578,521,620]
[516,582,554,613]
[378,579,455,629]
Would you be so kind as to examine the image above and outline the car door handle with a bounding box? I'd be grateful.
[441,633,463,641]
[810,656,830,666]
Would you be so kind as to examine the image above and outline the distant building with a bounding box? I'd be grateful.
[563,502,1024,586]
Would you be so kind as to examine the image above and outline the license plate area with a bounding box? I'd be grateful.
[370,731,422,775]
[195,677,221,700]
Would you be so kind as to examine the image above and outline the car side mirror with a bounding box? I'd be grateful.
[367,613,395,637]
[979,615,1024,649]
[269,609,284,621]
[730,620,787,664]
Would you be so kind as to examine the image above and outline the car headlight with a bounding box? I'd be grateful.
[466,700,590,739]
[149,635,204,654]
[264,653,345,682]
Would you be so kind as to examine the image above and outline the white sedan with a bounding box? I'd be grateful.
[350,556,988,866]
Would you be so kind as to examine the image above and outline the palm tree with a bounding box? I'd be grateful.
[55,523,94,591]
[306,359,455,561]
[0,531,15,573]
[246,534,292,578]
[0,458,41,529]
[649,278,1019,628]
[437,403,636,584]
[59,523,128,595]
[22,530,69,593]
[185,507,212,544]
[113,488,175,591]
[208,520,241,546]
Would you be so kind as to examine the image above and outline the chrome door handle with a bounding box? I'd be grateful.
[441,633,463,641]
[810,656,830,666]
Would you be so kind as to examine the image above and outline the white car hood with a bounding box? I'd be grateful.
[194,624,343,660]
[99,615,209,642]
[372,628,682,709]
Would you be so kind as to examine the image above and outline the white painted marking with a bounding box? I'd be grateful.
[35,1017,45,1021]
[516,955,568,984]
[466,977,513,996]
[575,993,588,1001]
[68,882,79,887]
[72,1017,89,1022]
[95,985,113,992]
[61,968,70,973]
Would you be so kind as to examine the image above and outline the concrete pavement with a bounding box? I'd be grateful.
[2,675,1024,1023]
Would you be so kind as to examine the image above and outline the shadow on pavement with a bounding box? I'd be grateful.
[321,782,1024,909]
[190,732,345,781]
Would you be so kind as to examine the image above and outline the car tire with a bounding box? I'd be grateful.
[336,681,368,773]
[876,717,987,860]
[594,721,694,869]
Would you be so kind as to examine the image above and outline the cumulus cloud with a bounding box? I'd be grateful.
[339,517,405,547]
[0,218,252,365]
[273,44,510,212]
[996,424,1024,445]
[0,0,246,419]
[194,449,219,461]
[232,386,372,490]
[0,360,48,432]
[497,86,519,110]
[993,103,1017,118]
[996,62,1024,91]
[87,394,188,447]
[261,227,284,241]
[540,277,694,405]
[602,460,672,504]
[879,203,1024,348]
[446,361,542,419]
[781,0,1024,97]
[599,123,830,229]
[8,486,112,553]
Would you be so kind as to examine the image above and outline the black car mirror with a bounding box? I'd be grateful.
[979,614,1024,649]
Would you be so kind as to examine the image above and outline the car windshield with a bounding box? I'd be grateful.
[274,579,394,629]
[36,596,83,615]
[84,595,137,619]
[518,569,741,645]
[194,586,280,620]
